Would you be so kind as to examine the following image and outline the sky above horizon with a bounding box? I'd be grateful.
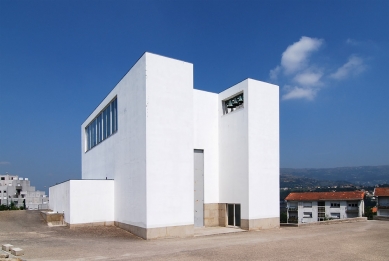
[1,0,388,192]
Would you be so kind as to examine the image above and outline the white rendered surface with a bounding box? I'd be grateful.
[82,54,147,228]
[247,79,280,219]
[218,80,249,218]
[49,181,70,222]
[49,180,114,224]
[145,53,194,228]
[193,90,219,203]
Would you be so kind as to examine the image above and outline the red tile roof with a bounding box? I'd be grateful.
[285,191,365,201]
[374,187,389,197]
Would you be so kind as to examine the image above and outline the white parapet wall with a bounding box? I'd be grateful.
[49,180,114,226]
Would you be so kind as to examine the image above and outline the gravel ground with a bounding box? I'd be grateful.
[0,210,388,261]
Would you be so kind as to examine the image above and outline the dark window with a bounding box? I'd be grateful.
[85,97,118,151]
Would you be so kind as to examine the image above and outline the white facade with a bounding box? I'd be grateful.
[285,192,365,224]
[0,174,49,210]
[374,188,389,217]
[50,52,280,239]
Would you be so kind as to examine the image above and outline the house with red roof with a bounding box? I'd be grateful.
[374,187,389,217]
[285,191,365,224]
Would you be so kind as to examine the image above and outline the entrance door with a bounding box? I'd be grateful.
[227,204,241,227]
[194,149,204,227]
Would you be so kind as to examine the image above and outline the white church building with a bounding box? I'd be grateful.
[49,52,280,239]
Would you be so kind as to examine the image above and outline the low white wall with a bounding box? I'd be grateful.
[49,181,70,223]
[49,180,114,225]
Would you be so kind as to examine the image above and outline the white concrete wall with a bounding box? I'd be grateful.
[49,180,114,224]
[49,181,70,223]
[144,53,194,228]
[218,80,249,219]
[193,89,219,203]
[218,79,279,221]
[81,54,147,228]
[69,180,114,224]
[247,79,279,220]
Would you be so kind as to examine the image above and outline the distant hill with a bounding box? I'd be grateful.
[280,165,389,187]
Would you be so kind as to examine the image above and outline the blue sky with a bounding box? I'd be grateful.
[1,0,388,192]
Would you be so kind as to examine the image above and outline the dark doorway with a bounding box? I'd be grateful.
[227,204,241,227]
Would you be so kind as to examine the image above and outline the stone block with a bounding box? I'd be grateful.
[11,247,24,256]
[0,252,9,258]
[2,244,13,251]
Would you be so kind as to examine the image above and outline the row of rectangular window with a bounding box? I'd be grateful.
[85,97,118,151]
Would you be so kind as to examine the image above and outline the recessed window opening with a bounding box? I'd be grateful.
[223,92,244,115]
[330,202,340,208]
[85,97,118,151]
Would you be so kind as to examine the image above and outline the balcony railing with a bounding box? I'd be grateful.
[377,205,389,209]
[288,207,298,211]
[346,207,359,212]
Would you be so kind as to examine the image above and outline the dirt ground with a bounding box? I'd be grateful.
[0,211,388,261]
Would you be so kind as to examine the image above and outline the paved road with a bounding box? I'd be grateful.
[1,211,388,260]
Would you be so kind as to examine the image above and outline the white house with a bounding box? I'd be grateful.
[285,191,365,224]
[49,52,280,239]
[374,187,389,217]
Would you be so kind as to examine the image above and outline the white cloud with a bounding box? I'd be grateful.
[282,86,317,101]
[346,38,359,46]
[330,55,365,80]
[0,161,10,165]
[281,36,323,75]
[269,66,281,81]
[294,72,323,86]
[269,37,368,102]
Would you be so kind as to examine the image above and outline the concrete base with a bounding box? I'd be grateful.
[41,211,65,226]
[115,221,194,240]
[11,248,24,256]
[241,217,280,231]
[204,203,227,227]
[1,244,13,251]
[66,221,115,228]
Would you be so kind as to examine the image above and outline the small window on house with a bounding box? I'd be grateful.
[1,177,4,180]
[303,212,312,218]
[331,213,340,219]
[303,202,312,208]
[330,202,340,208]
[223,92,244,115]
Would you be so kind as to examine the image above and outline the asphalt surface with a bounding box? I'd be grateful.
[0,211,388,260]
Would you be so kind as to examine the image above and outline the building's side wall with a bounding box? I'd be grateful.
[49,182,70,224]
[144,53,194,234]
[69,180,114,225]
[193,90,219,204]
[81,54,148,229]
[218,80,249,219]
[246,79,279,229]
[378,196,389,216]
